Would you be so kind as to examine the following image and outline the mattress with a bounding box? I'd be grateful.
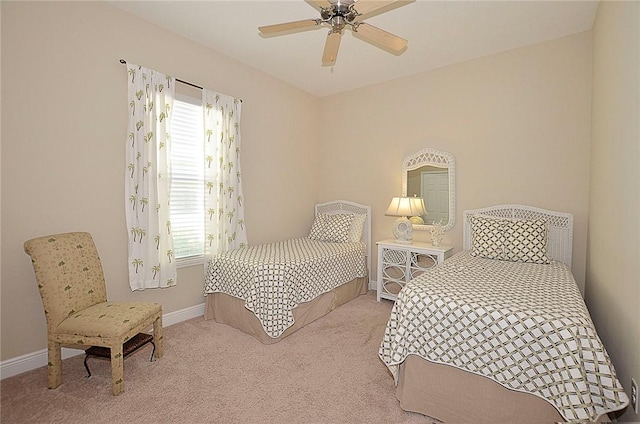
[204,237,367,338]
[379,251,629,422]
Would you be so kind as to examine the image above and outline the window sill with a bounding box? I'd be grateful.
[176,255,206,269]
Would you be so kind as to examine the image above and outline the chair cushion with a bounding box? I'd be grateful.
[55,301,161,338]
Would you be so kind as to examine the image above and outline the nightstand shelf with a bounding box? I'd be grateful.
[376,239,453,302]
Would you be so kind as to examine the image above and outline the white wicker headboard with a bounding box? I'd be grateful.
[315,200,372,275]
[463,205,574,267]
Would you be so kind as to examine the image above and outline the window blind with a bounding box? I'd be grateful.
[170,94,205,259]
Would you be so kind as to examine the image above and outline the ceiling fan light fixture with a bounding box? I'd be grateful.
[258,0,413,65]
[330,15,347,32]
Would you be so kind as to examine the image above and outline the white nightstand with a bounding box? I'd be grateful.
[376,239,453,302]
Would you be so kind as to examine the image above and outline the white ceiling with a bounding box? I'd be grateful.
[110,0,599,97]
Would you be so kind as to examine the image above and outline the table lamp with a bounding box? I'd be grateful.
[385,196,426,244]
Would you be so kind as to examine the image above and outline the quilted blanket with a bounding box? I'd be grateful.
[204,238,366,338]
[379,251,629,422]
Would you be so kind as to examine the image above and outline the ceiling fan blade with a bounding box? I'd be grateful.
[353,22,407,53]
[305,0,332,12]
[322,31,342,66]
[258,19,320,35]
[353,0,414,19]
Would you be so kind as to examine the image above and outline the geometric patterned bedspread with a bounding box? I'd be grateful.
[379,251,629,422]
[204,238,366,338]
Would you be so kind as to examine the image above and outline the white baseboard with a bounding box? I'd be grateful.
[368,280,377,291]
[161,302,205,327]
[0,302,205,380]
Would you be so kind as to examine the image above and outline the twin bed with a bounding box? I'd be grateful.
[379,205,629,422]
[203,200,628,421]
[203,200,371,344]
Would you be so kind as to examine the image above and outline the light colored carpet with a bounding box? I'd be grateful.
[1,292,437,423]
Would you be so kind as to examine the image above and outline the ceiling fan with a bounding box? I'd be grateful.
[258,0,414,66]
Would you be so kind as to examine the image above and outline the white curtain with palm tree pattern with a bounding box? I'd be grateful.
[125,63,177,291]
[203,89,247,257]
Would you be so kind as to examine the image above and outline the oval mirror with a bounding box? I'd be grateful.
[401,148,456,232]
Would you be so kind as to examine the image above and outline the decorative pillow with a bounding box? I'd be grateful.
[503,219,550,264]
[308,213,354,243]
[308,215,326,241]
[347,213,366,242]
[469,215,506,260]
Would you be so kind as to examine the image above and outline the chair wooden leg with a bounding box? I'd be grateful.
[110,344,124,396]
[47,340,62,389]
[153,315,164,359]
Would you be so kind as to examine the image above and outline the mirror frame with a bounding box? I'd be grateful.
[402,147,456,232]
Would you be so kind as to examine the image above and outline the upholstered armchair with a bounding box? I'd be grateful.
[24,232,163,395]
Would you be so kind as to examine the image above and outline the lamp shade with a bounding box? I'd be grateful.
[385,197,426,217]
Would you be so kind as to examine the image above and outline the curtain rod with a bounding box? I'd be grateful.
[119,59,242,102]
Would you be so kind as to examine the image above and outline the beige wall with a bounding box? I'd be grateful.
[589,1,640,421]
[0,1,320,360]
[319,32,593,292]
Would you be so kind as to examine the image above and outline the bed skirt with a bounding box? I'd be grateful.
[396,355,565,423]
[204,276,368,344]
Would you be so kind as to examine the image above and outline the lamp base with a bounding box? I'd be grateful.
[391,217,413,244]
[394,238,413,245]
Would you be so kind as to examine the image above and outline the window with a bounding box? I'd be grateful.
[170,94,205,263]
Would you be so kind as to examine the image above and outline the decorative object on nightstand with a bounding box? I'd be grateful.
[409,215,425,225]
[385,196,426,244]
[376,239,452,302]
[429,219,445,246]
